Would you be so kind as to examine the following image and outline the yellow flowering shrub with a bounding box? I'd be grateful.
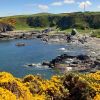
[78,71,100,100]
[94,94,100,100]
[23,74,69,99]
[0,71,99,100]
[0,87,16,100]
[0,72,33,100]
[32,94,47,100]
[79,72,100,90]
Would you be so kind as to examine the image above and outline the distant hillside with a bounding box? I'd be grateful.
[0,12,100,31]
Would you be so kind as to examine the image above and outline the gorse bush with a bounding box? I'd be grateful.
[0,72,33,100]
[0,71,99,100]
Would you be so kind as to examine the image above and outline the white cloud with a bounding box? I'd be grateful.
[98,5,100,9]
[79,1,92,9]
[38,4,49,11]
[51,2,63,6]
[64,0,75,4]
[51,0,75,6]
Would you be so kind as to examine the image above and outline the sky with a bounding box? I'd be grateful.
[0,0,100,17]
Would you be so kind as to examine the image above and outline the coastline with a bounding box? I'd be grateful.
[0,30,100,72]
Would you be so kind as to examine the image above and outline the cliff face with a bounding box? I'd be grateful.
[0,22,14,32]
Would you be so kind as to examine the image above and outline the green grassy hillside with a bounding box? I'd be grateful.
[0,12,99,30]
[0,12,100,37]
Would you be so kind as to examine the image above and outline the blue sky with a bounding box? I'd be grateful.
[0,0,100,17]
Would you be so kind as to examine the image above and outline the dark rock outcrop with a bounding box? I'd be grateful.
[42,54,99,72]
[0,22,14,32]
[71,29,79,36]
[16,43,26,46]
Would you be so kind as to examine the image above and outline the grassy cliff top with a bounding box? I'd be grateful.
[0,12,100,37]
[0,11,100,29]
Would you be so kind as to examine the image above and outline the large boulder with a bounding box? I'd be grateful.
[71,29,79,36]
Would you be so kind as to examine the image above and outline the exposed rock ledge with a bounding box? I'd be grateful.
[0,30,41,40]
[41,54,100,72]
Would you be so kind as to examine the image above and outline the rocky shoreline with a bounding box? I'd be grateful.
[0,29,87,43]
[0,30,41,40]
[0,29,100,73]
[42,54,100,72]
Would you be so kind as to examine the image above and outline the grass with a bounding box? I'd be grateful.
[14,26,100,38]
[48,28,100,37]
[90,29,100,38]
[14,27,45,31]
[0,12,100,38]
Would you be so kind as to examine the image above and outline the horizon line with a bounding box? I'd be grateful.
[0,11,100,18]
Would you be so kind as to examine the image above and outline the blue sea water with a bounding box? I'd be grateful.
[0,39,86,79]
